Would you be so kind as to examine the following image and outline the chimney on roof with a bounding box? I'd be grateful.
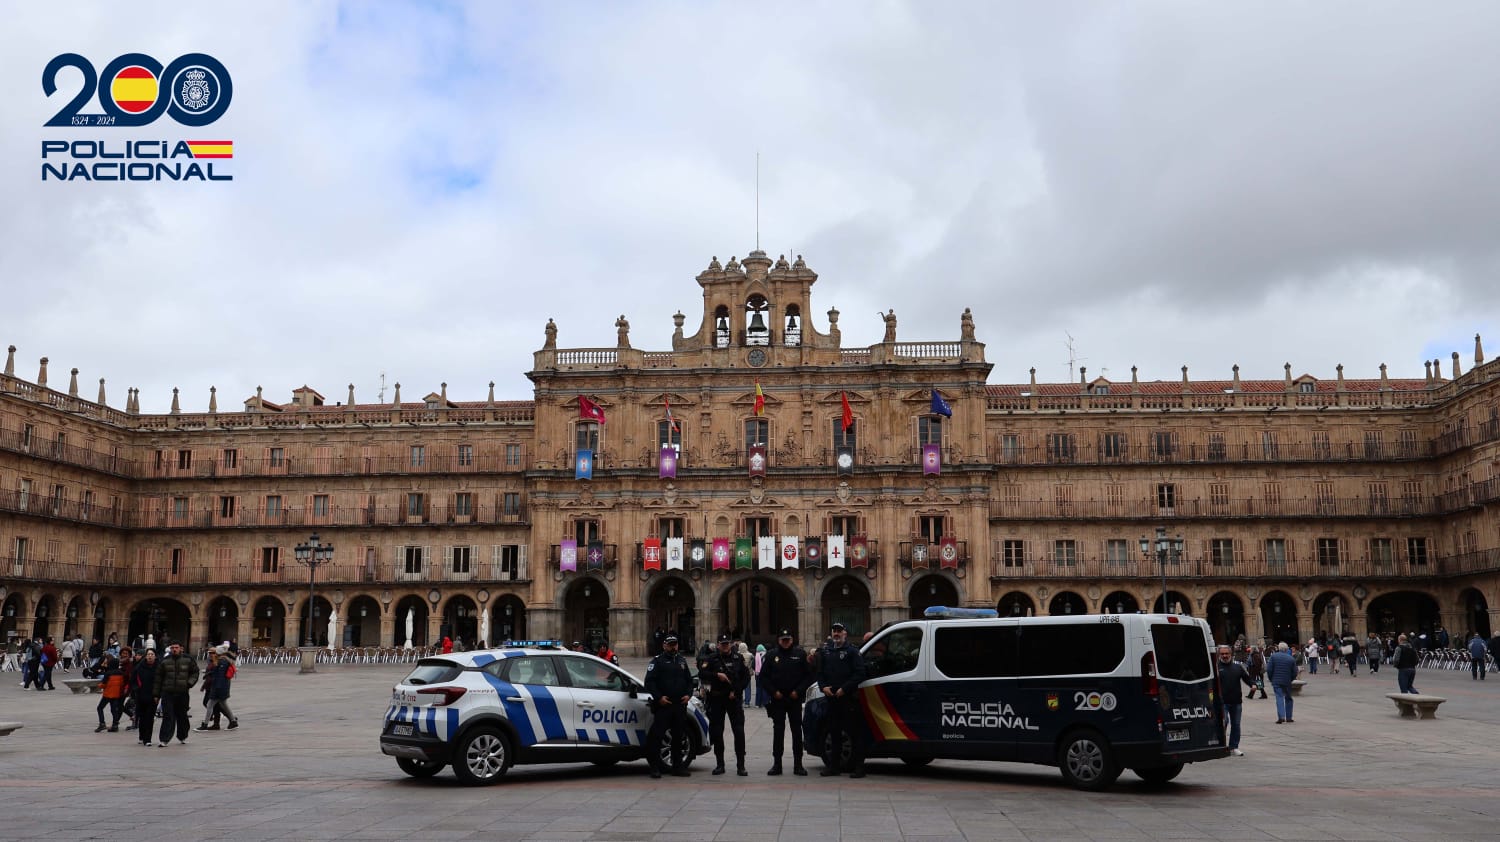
[37,357,48,389]
[128,388,138,415]
[1079,366,1086,390]
[440,382,448,403]
[1379,363,1389,390]
[1029,367,1037,388]
[3,345,13,377]
[393,382,401,405]
[1477,334,1485,365]
[171,387,180,414]
[98,378,106,406]
[1131,365,1138,392]
[1231,365,1241,392]
[1452,352,1462,379]
[1336,364,1344,391]
[209,386,217,413]
[348,383,355,406]
[69,368,79,397]
[488,381,495,407]
[1424,360,1432,383]
[1181,366,1189,392]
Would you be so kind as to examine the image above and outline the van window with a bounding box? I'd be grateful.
[1150,624,1213,681]
[865,627,924,679]
[1016,623,1125,676]
[934,625,1018,678]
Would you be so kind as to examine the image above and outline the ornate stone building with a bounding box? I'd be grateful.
[3,249,1498,655]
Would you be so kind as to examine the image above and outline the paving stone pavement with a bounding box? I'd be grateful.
[4,657,1500,841]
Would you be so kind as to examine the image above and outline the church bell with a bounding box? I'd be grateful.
[747,311,768,333]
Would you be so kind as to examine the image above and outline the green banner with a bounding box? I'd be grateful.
[734,537,753,569]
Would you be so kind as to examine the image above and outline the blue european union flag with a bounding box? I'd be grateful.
[930,390,952,417]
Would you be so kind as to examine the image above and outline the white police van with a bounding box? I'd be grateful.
[804,608,1227,790]
[379,642,711,785]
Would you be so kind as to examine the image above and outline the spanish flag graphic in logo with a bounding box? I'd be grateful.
[110,66,158,114]
[186,140,234,159]
[1046,693,1060,711]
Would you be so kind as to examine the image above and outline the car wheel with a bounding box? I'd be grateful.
[1133,762,1184,786]
[1057,730,1120,792]
[396,757,445,779]
[654,730,695,770]
[900,756,933,768]
[452,727,511,786]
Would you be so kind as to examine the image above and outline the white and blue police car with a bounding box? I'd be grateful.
[380,642,710,785]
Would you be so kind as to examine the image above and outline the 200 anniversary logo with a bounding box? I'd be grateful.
[41,52,234,182]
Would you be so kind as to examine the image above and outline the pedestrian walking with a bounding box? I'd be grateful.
[40,637,59,689]
[1304,639,1319,675]
[699,632,750,776]
[1246,646,1267,698]
[752,644,769,708]
[94,656,127,732]
[642,634,694,779]
[199,645,240,730]
[1392,633,1419,694]
[1468,633,1488,680]
[759,628,812,776]
[1366,633,1382,673]
[1341,632,1359,676]
[60,637,76,671]
[153,641,200,746]
[1215,646,1255,756]
[133,649,159,746]
[1266,641,1300,724]
[813,621,867,778]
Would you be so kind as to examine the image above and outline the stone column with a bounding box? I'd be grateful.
[609,606,646,657]
[189,613,210,654]
[380,612,395,648]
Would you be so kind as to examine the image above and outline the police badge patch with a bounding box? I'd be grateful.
[174,66,217,112]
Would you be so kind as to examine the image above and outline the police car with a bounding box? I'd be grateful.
[379,642,711,785]
[804,608,1228,790]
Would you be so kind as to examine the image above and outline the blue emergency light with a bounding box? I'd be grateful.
[922,606,999,619]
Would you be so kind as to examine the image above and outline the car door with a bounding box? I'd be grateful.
[855,625,929,756]
[559,654,651,752]
[496,655,573,748]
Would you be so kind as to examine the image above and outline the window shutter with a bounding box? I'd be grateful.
[517,544,528,579]
[423,546,431,570]
[444,546,453,572]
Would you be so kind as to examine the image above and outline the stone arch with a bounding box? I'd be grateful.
[1365,590,1440,638]
[907,573,960,619]
[296,593,334,647]
[1048,590,1089,616]
[32,593,58,640]
[491,594,526,645]
[1459,587,1491,638]
[345,594,382,647]
[393,594,430,648]
[206,595,238,647]
[1259,589,1300,647]
[441,594,479,648]
[716,575,801,651]
[62,594,88,641]
[1,592,24,642]
[1151,590,1194,615]
[1206,591,1246,645]
[1311,590,1354,638]
[997,590,1035,617]
[561,577,610,651]
[251,595,287,647]
[820,574,872,640]
[1101,591,1140,614]
[128,597,191,650]
[643,574,697,653]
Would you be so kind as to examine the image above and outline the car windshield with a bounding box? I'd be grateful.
[402,658,463,686]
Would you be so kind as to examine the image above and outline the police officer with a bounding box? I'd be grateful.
[698,631,750,775]
[759,627,812,775]
[643,633,694,779]
[813,621,867,778]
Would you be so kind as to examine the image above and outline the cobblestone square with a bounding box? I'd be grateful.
[4,657,1499,841]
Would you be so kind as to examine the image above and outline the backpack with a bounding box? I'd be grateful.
[226,662,237,680]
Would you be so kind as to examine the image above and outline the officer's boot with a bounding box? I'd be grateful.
[768,757,783,776]
[849,761,866,779]
[712,753,726,775]
[793,755,807,776]
[736,756,747,776]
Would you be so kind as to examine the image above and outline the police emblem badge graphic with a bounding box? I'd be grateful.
[174,66,217,112]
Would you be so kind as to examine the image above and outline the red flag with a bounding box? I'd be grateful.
[840,391,854,432]
[754,382,765,416]
[664,396,679,433]
[579,396,606,424]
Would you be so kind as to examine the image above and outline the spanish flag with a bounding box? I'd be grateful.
[111,66,158,114]
[754,382,764,416]
[187,140,234,159]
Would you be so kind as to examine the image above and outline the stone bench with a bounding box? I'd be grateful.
[0,722,21,737]
[61,678,102,695]
[1289,680,1307,695]
[1387,693,1446,720]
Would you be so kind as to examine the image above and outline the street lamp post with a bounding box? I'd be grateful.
[1139,526,1184,614]
[293,533,335,651]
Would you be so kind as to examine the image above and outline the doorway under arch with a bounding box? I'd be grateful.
[491,595,526,646]
[1048,591,1088,616]
[1259,590,1300,647]
[442,595,479,648]
[345,595,381,647]
[820,575,871,641]
[129,598,191,650]
[998,591,1035,617]
[1206,591,1245,645]
[563,578,610,651]
[908,574,959,619]
[1101,591,1139,615]
[297,595,334,647]
[1365,591,1440,638]
[1151,590,1194,615]
[206,596,238,647]
[32,594,56,640]
[720,576,799,650]
[1311,591,1352,638]
[645,575,696,653]
[393,595,430,648]
[1459,588,1490,638]
[252,596,286,647]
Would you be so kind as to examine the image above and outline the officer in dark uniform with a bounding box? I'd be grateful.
[758,627,812,775]
[814,621,867,778]
[643,633,694,778]
[698,631,750,775]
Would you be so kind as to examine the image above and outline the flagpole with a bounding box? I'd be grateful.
[755,151,760,251]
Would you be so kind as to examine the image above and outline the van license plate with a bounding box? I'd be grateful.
[1166,729,1190,742]
[392,724,414,737]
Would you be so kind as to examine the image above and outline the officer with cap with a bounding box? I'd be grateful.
[698,631,750,775]
[813,620,867,777]
[759,627,812,775]
[643,633,694,778]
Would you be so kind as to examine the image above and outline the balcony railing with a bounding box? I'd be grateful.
[0,488,125,526]
[0,427,135,476]
[628,539,882,571]
[989,497,1438,520]
[898,540,967,571]
[143,451,533,480]
[988,555,1487,580]
[550,543,619,571]
[123,503,529,530]
[1,557,132,585]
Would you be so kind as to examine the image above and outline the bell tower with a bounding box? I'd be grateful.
[676,249,834,355]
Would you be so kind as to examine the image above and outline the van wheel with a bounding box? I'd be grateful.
[452,727,511,785]
[396,757,444,779]
[900,757,933,768]
[819,732,853,769]
[1057,730,1120,791]
[1133,762,1184,786]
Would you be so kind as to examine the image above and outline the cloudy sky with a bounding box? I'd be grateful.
[4,2,1498,413]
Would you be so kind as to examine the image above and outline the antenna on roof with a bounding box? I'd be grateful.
[755,151,760,251]
[1065,332,1087,381]
[377,371,386,404]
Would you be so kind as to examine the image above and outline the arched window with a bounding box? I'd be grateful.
[744,295,770,346]
[783,305,802,347]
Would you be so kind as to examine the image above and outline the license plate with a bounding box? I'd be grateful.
[392,724,414,737]
[1166,729,1190,742]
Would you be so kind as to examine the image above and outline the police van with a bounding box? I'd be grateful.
[378,642,710,785]
[804,609,1227,790]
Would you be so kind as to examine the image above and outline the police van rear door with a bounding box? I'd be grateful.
[1148,619,1222,751]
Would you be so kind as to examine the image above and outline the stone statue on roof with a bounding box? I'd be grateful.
[961,308,975,341]
[882,309,897,343]
[543,318,557,350]
[615,314,631,349]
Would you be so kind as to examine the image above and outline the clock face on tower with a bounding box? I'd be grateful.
[747,348,767,367]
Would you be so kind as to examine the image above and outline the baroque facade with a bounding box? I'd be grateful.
[3,249,1499,656]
